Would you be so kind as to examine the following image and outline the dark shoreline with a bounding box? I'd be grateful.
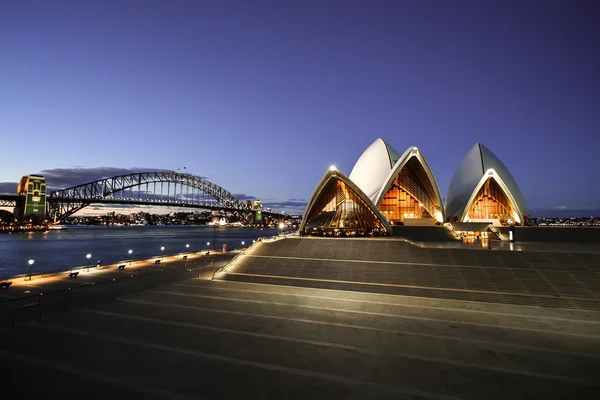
[0,227,48,234]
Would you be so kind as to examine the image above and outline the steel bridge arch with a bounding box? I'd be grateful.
[47,171,251,221]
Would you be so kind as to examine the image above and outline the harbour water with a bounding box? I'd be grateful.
[0,226,281,278]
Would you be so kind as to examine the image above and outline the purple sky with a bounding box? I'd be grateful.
[1,0,599,216]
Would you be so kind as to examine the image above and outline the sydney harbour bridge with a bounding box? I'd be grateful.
[0,171,279,223]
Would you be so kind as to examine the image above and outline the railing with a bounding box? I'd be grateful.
[212,249,247,280]
[2,263,123,283]
[442,222,461,239]
[488,225,506,241]
[211,231,294,279]
[255,230,297,243]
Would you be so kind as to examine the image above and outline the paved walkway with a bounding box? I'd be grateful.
[0,250,234,302]
[301,233,600,254]
[1,278,599,399]
[0,251,238,329]
[417,239,600,254]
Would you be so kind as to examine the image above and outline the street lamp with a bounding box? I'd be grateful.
[206,241,210,248]
[161,246,165,261]
[86,253,92,271]
[185,243,190,255]
[241,241,245,247]
[128,249,133,265]
[28,259,34,281]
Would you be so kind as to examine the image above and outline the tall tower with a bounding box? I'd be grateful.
[15,175,47,224]
[253,200,263,223]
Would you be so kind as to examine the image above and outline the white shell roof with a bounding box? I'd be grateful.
[445,143,528,221]
[348,138,401,202]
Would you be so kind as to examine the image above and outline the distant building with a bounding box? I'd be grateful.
[15,175,47,224]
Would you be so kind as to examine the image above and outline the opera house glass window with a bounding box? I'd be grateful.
[304,178,386,236]
[379,158,440,225]
[467,178,517,225]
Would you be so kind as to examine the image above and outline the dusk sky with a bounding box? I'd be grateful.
[1,0,599,216]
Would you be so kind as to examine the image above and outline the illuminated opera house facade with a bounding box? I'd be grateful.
[299,139,528,237]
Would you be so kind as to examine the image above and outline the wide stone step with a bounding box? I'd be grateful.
[10,310,596,399]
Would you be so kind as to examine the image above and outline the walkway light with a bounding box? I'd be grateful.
[28,259,34,280]
[161,246,165,260]
[86,253,92,271]
[241,241,245,246]
[212,223,217,250]
[128,249,133,265]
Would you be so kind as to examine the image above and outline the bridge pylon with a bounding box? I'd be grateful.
[14,175,47,224]
[253,200,263,223]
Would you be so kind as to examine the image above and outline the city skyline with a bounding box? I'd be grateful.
[1,1,599,217]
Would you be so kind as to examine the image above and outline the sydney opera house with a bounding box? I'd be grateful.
[299,139,528,237]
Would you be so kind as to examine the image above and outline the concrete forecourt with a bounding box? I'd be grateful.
[1,236,600,399]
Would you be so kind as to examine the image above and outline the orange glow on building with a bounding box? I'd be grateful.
[467,178,517,225]
[378,157,443,225]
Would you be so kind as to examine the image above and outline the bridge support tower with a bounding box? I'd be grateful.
[14,175,47,224]
[253,200,263,224]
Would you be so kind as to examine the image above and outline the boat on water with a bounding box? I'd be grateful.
[47,224,68,231]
